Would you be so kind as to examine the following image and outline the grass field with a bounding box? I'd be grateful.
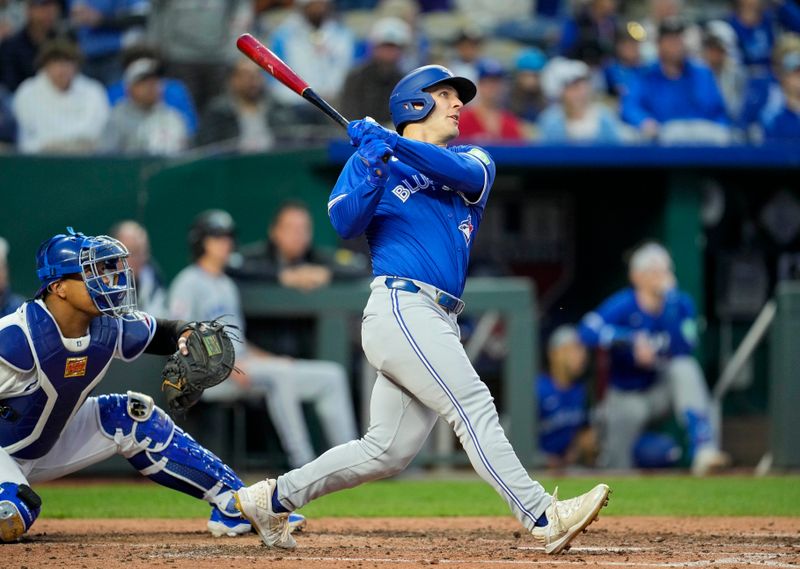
[37,474,800,519]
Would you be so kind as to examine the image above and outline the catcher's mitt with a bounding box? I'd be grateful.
[161,320,237,414]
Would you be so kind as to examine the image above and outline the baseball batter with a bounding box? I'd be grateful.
[235,65,610,554]
[0,228,304,542]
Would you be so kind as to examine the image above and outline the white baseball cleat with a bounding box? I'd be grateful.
[531,483,611,554]
[234,479,296,549]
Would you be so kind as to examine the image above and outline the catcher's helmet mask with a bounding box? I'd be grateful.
[390,64,477,134]
[35,227,139,320]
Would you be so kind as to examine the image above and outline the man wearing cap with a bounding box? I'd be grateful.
[12,37,109,153]
[233,64,611,555]
[700,20,746,124]
[195,55,276,152]
[538,56,625,143]
[537,325,598,470]
[103,54,188,154]
[0,0,61,92]
[456,58,526,142]
[509,47,548,124]
[620,17,732,144]
[340,17,410,126]
[760,50,800,140]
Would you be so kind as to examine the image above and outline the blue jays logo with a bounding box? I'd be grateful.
[458,215,474,245]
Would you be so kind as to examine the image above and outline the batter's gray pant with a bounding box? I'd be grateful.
[203,357,358,469]
[598,356,717,469]
[277,277,551,532]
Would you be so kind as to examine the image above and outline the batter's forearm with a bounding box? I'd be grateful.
[328,182,385,239]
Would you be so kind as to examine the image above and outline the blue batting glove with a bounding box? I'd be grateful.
[357,135,393,187]
[347,116,379,147]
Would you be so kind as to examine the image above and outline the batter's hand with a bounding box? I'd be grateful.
[348,118,399,149]
[358,134,393,187]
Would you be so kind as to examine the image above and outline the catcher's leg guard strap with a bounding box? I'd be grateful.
[97,392,243,505]
[0,483,41,542]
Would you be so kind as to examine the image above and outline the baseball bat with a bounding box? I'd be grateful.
[236,33,349,130]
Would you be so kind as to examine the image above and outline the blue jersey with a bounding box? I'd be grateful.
[537,372,588,457]
[0,301,155,459]
[577,287,698,391]
[327,137,496,298]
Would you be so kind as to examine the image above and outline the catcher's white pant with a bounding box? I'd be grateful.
[277,277,551,532]
[203,357,358,469]
[0,398,133,485]
[597,356,720,469]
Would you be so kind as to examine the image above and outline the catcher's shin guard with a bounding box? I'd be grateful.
[0,483,41,542]
[97,392,243,507]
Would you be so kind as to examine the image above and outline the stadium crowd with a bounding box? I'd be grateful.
[1,0,800,154]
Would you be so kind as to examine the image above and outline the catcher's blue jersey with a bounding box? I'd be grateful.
[0,301,155,459]
[328,138,496,298]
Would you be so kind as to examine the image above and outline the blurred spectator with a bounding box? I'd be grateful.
[620,17,733,144]
[725,0,800,132]
[103,54,188,154]
[558,0,620,68]
[0,237,24,318]
[727,0,800,72]
[0,0,62,92]
[109,219,168,317]
[577,241,731,475]
[454,0,533,33]
[700,20,747,125]
[456,58,526,143]
[148,0,253,115]
[268,0,354,135]
[228,199,370,288]
[538,57,626,143]
[638,0,702,64]
[0,85,16,147]
[603,21,646,100]
[446,23,485,85]
[12,37,110,153]
[107,44,197,135]
[195,56,275,152]
[67,0,150,86]
[340,16,409,126]
[0,0,26,41]
[508,47,548,125]
[537,324,598,470]
[170,209,360,470]
[760,50,800,140]
[375,0,429,72]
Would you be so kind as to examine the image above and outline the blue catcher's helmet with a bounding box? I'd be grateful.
[389,64,477,134]
[35,227,137,319]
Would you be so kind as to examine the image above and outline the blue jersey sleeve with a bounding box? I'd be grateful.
[393,138,495,199]
[578,290,637,350]
[659,290,698,356]
[327,154,387,240]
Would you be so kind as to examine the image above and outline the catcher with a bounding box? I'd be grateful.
[0,228,306,542]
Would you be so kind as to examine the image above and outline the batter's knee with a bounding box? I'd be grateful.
[0,483,41,543]
[359,433,419,478]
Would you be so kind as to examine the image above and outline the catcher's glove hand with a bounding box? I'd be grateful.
[161,320,237,414]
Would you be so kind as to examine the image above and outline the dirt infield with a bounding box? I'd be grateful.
[5,516,799,569]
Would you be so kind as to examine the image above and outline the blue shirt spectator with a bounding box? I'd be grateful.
[68,0,150,85]
[558,0,619,66]
[726,0,800,71]
[760,50,800,140]
[621,18,731,143]
[603,21,646,99]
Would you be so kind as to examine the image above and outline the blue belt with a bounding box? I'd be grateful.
[384,277,466,316]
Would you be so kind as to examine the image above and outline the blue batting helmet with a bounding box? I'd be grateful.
[35,227,137,319]
[389,65,477,133]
